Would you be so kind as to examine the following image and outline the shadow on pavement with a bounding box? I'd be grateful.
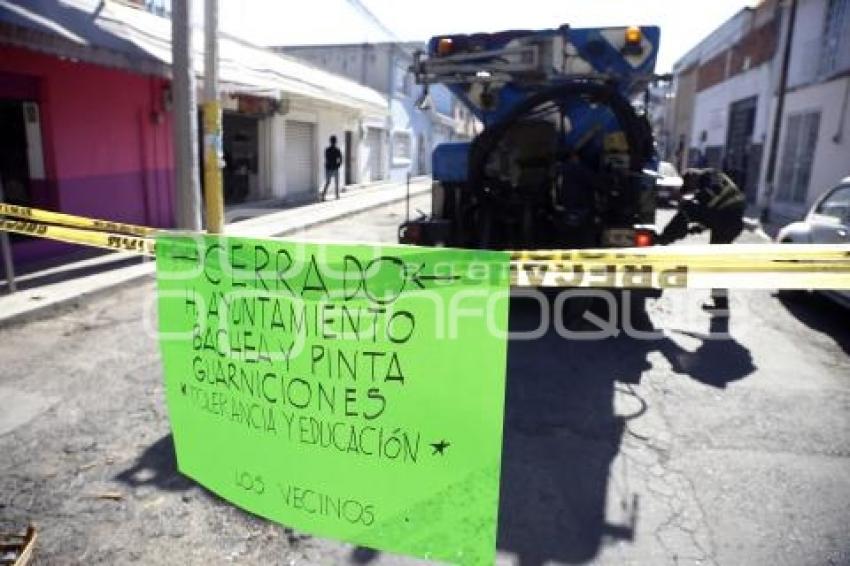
[661,315,756,388]
[776,291,850,357]
[0,253,145,293]
[495,294,755,565]
[496,296,644,565]
[349,546,380,563]
[115,434,194,492]
[117,434,315,543]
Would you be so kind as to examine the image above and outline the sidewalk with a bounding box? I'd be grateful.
[0,177,430,327]
[743,203,796,241]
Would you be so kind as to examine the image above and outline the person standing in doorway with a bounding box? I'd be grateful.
[321,135,343,201]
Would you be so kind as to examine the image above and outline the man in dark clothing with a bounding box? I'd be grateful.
[658,168,746,311]
[321,135,343,201]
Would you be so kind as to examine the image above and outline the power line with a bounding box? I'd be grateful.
[345,0,398,41]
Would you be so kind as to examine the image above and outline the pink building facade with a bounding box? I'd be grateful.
[0,44,175,267]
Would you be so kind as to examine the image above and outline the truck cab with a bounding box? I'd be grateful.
[399,25,662,252]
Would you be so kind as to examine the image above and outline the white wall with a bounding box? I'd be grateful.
[261,100,364,200]
[315,107,358,188]
[769,76,850,220]
[697,8,754,61]
[268,114,286,198]
[690,64,773,149]
[279,45,392,95]
[257,116,278,198]
[360,115,388,183]
[281,43,474,182]
[787,0,828,89]
[283,43,475,182]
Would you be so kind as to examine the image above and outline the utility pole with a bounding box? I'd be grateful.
[0,177,16,294]
[762,0,797,222]
[203,0,225,233]
[171,0,202,231]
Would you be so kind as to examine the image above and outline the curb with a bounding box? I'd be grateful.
[0,181,432,329]
[0,261,156,330]
[743,216,772,242]
[276,183,430,236]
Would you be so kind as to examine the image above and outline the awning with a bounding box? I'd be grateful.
[0,0,389,115]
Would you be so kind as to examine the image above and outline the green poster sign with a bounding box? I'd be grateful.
[156,234,511,565]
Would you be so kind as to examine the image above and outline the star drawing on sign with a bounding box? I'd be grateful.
[431,440,450,455]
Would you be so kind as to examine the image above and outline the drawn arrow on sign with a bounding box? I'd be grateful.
[409,263,460,289]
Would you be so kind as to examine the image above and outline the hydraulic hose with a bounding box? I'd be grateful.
[467,79,652,194]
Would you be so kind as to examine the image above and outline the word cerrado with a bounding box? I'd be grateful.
[197,243,441,306]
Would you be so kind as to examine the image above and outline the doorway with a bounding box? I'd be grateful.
[344,130,353,185]
[417,133,428,175]
[222,112,260,204]
[0,100,32,206]
[365,128,384,181]
[284,120,317,200]
[725,96,758,202]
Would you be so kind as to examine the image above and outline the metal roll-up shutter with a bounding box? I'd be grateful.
[366,128,384,181]
[284,120,316,198]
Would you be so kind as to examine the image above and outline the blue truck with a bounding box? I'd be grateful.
[399,24,663,252]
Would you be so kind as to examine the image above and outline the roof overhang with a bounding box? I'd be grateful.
[0,0,388,116]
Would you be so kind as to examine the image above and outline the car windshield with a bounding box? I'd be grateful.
[659,162,678,177]
[815,185,850,222]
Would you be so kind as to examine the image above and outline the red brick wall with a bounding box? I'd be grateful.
[729,19,779,76]
[697,52,728,91]
[696,18,779,92]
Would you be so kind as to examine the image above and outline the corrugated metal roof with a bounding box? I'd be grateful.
[0,0,388,114]
[217,0,397,47]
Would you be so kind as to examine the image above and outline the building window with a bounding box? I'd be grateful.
[777,111,820,204]
[814,185,850,223]
[820,0,850,77]
[392,131,411,161]
[143,0,170,16]
[394,63,411,96]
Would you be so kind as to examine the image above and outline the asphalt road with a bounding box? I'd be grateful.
[1,199,848,566]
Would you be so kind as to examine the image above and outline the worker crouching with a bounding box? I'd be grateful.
[657,168,746,312]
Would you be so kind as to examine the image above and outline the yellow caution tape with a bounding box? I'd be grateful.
[0,203,156,237]
[511,244,850,289]
[0,218,155,256]
[1,204,849,290]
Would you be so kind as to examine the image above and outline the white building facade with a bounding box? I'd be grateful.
[245,95,387,204]
[109,0,391,205]
[666,2,782,203]
[276,42,474,183]
[766,0,850,222]
[666,0,850,221]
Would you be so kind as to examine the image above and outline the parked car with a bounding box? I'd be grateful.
[654,161,684,205]
[776,176,850,308]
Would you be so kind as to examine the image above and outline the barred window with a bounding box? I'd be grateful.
[776,111,820,204]
[392,132,411,161]
[819,0,850,77]
[143,0,171,16]
[394,64,412,96]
